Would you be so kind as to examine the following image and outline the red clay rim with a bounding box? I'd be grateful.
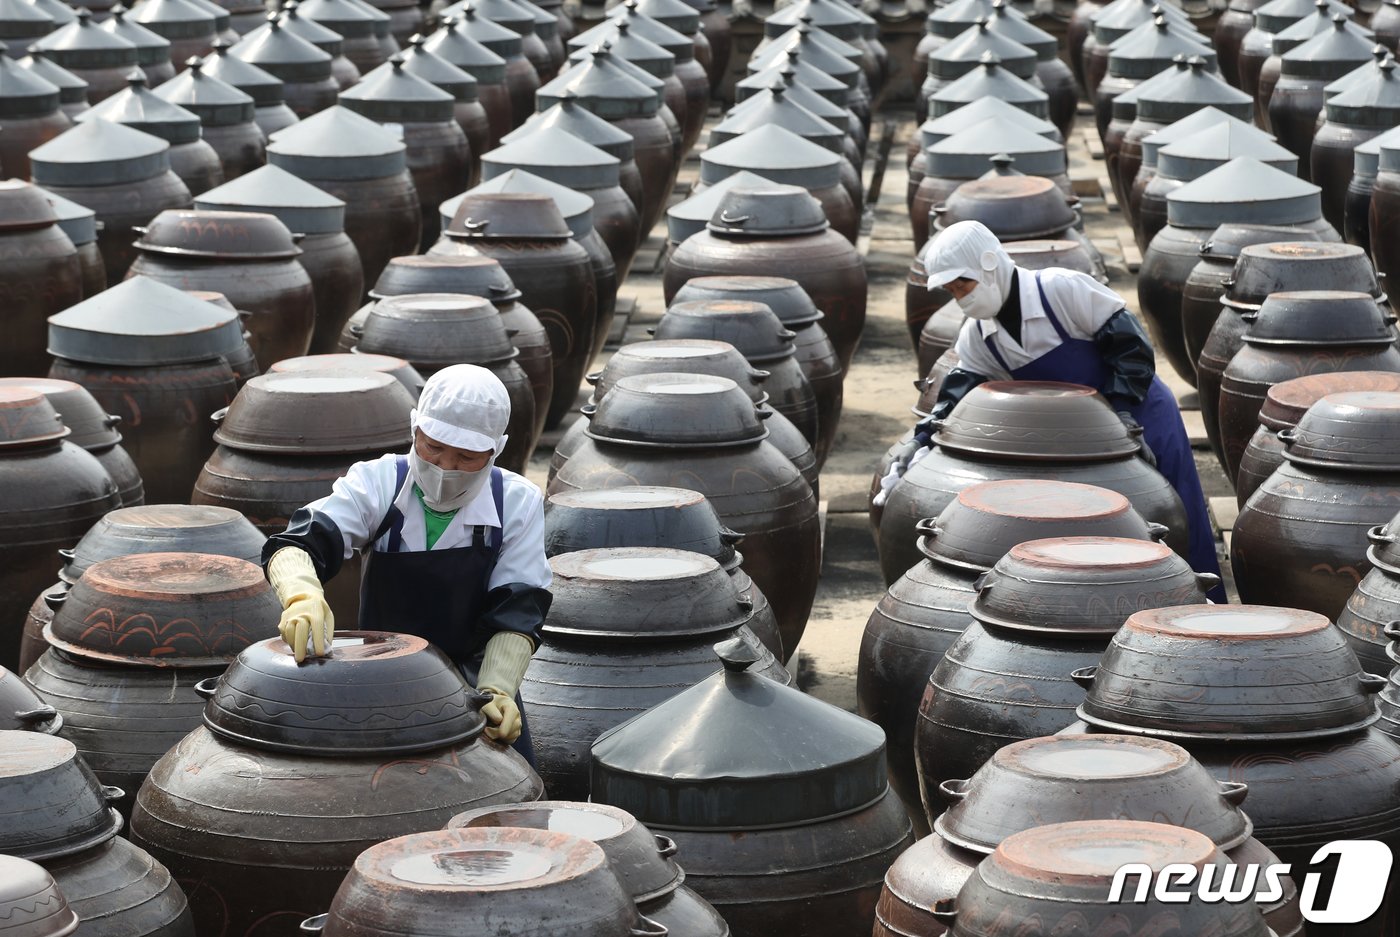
[1005,536,1175,571]
[955,479,1131,521]
[1123,604,1331,640]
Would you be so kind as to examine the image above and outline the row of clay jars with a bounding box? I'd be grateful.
[0,47,74,180]
[1241,0,1346,126]
[152,56,268,181]
[906,95,1062,208]
[1348,123,1400,253]
[200,39,303,137]
[1367,130,1400,300]
[1310,51,1400,230]
[1340,504,1400,675]
[1081,0,1197,105]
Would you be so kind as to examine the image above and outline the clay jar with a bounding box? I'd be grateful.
[152,57,266,182]
[430,6,535,134]
[1269,14,1376,177]
[568,15,690,160]
[664,183,867,372]
[1093,17,1215,140]
[858,478,1159,836]
[1366,131,1400,299]
[1341,506,1400,673]
[200,39,300,138]
[196,164,362,357]
[28,9,139,103]
[398,35,489,184]
[265,106,421,292]
[590,639,915,937]
[1239,0,1319,108]
[1231,391,1400,619]
[542,484,785,661]
[1219,290,1400,483]
[549,374,821,660]
[0,51,71,182]
[877,382,1188,585]
[126,209,316,370]
[0,390,120,672]
[0,181,82,378]
[229,14,338,117]
[27,118,193,287]
[128,632,544,937]
[1347,126,1400,255]
[24,553,282,822]
[521,548,789,800]
[1312,58,1400,232]
[1127,107,1257,242]
[913,538,1215,813]
[430,192,597,429]
[33,188,105,300]
[353,294,536,472]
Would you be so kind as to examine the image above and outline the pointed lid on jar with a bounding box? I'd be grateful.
[296,0,380,37]
[1166,156,1323,228]
[1156,122,1298,181]
[153,56,256,126]
[585,373,770,448]
[445,190,574,240]
[28,117,175,186]
[1106,56,1183,122]
[929,53,1050,119]
[1271,0,1367,56]
[575,39,668,98]
[507,92,633,160]
[699,123,842,190]
[657,299,798,362]
[730,69,851,126]
[926,116,1066,180]
[737,52,849,107]
[1092,0,1193,43]
[97,6,172,68]
[567,16,674,76]
[919,92,1059,149]
[710,82,841,152]
[129,0,217,44]
[1323,41,1389,98]
[1106,15,1216,79]
[197,163,345,234]
[591,635,889,829]
[0,0,56,43]
[747,23,860,88]
[230,13,333,82]
[16,51,87,105]
[1357,121,1400,174]
[930,19,1038,81]
[30,9,140,70]
[584,9,689,61]
[1280,11,1377,78]
[1135,55,1253,123]
[421,15,507,83]
[339,53,456,122]
[0,732,124,860]
[442,1,523,56]
[765,0,865,40]
[277,1,346,55]
[48,276,245,365]
[666,169,770,243]
[443,168,595,238]
[616,0,699,36]
[0,43,60,118]
[444,0,534,35]
[1254,0,1349,33]
[76,69,203,144]
[201,38,287,107]
[32,184,97,245]
[482,123,620,189]
[928,0,996,37]
[537,44,659,117]
[1325,55,1400,126]
[982,0,1055,59]
[400,33,478,102]
[266,104,407,179]
[930,381,1141,461]
[22,0,74,28]
[1140,105,1268,169]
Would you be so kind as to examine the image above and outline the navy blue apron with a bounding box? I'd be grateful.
[980,271,1225,600]
[358,456,536,764]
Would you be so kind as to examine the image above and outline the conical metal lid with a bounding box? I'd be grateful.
[507,93,633,159]
[49,275,244,365]
[0,0,56,43]
[296,0,378,38]
[1271,2,1368,57]
[0,45,60,119]
[266,105,406,178]
[1360,122,1400,173]
[930,20,1038,81]
[920,96,1058,149]
[78,70,202,143]
[1157,122,1298,181]
[442,167,595,238]
[748,24,860,88]
[929,53,1050,119]
[1107,16,1216,79]
[732,63,849,123]
[710,83,842,152]
[520,0,556,42]
[34,184,97,245]
[25,0,74,28]
[538,46,658,117]
[615,0,698,36]
[1254,0,1349,34]
[482,123,620,188]
[568,17,673,76]
[1280,12,1376,78]
[422,16,506,84]
[230,14,333,82]
[1136,56,1254,122]
[1140,105,1269,169]
[438,1,522,57]
[981,0,1053,59]
[340,53,455,121]
[196,162,346,233]
[598,8,690,60]
[1092,0,1193,44]
[444,191,573,240]
[130,0,218,42]
[591,636,890,829]
[765,0,865,40]
[666,169,768,243]
[30,116,173,185]
[17,51,87,104]
[201,38,286,106]
[1325,56,1400,125]
[278,2,346,56]
[186,0,234,35]
[400,34,477,101]
[1166,156,1322,228]
[30,9,139,70]
[700,123,842,190]
[1324,44,1390,98]
[443,0,533,34]
[737,52,849,107]
[1107,55,1184,121]
[928,0,997,39]
[97,6,172,68]
[927,116,1066,179]
[153,56,255,126]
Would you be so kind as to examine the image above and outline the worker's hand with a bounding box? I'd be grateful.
[479,690,523,744]
[1117,411,1157,468]
[475,631,534,745]
[267,547,334,664]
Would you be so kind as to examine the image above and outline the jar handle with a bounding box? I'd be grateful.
[717,211,749,226]
[211,407,229,425]
[1277,427,1298,446]
[931,899,957,925]
[300,915,327,935]
[101,785,125,803]
[1369,525,1395,547]
[654,834,678,859]
[914,517,940,537]
[749,367,771,382]
[1383,619,1400,641]
[755,406,773,420]
[719,526,744,545]
[57,548,75,562]
[580,403,597,419]
[460,218,490,232]
[42,588,68,612]
[938,778,970,802]
[193,677,220,700]
[103,414,122,429]
[1070,666,1097,689]
[1218,780,1249,805]
[972,570,996,593]
[1360,673,1388,693]
[14,706,58,726]
[735,594,753,612]
[1239,312,1258,323]
[1196,572,1221,594]
[629,915,668,937]
[584,370,602,386]
[1199,241,1214,255]
[468,690,494,711]
[932,203,947,214]
[1145,522,1169,542]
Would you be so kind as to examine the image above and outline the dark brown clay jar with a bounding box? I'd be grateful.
[430,193,598,431]
[858,479,1159,837]
[549,374,821,661]
[419,15,513,148]
[1311,58,1400,232]
[0,52,72,182]
[38,189,108,300]
[1218,0,1273,87]
[126,210,316,370]
[128,633,544,937]
[1366,133,1400,303]
[1268,14,1377,178]
[28,118,194,287]
[441,2,537,129]
[1341,510,1400,673]
[0,181,83,379]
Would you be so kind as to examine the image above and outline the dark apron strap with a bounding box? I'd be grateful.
[370,455,410,550]
[978,319,1015,373]
[1033,271,1076,344]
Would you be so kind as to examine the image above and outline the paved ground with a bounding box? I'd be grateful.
[526,100,1236,713]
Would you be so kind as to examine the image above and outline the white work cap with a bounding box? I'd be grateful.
[410,364,511,454]
[922,220,1014,293]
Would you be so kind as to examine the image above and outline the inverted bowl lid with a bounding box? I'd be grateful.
[28,116,173,186]
[507,93,634,159]
[1226,241,1377,307]
[44,553,282,666]
[195,163,347,235]
[212,369,414,453]
[444,190,574,239]
[590,339,766,404]
[545,548,752,638]
[1281,390,1400,470]
[48,276,244,365]
[590,637,888,829]
[704,181,829,237]
[0,377,121,450]
[267,105,407,180]
[482,123,621,189]
[0,179,60,233]
[932,735,1252,854]
[1166,156,1322,227]
[1155,121,1299,181]
[928,54,1050,119]
[1077,604,1382,739]
[444,169,595,238]
[422,16,509,83]
[399,35,478,101]
[968,537,1210,635]
[586,372,769,448]
[30,9,139,69]
[202,632,489,755]
[0,388,67,448]
[0,856,78,937]
[339,53,457,123]
[671,275,821,326]
[200,39,286,106]
[358,293,516,366]
[152,58,256,126]
[269,353,425,399]
[656,300,796,362]
[229,16,333,82]
[926,116,1066,179]
[0,732,123,861]
[930,20,1038,81]
[133,208,302,259]
[930,381,1140,461]
[544,485,738,565]
[537,45,658,117]
[940,175,1078,241]
[1260,370,1400,431]
[1241,289,1394,346]
[59,503,264,584]
[920,96,1060,148]
[665,170,771,243]
[371,253,521,303]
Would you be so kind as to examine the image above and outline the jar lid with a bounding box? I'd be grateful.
[1326,56,1400,126]
[43,553,281,667]
[48,276,244,365]
[202,632,489,754]
[765,0,865,40]
[748,24,860,88]
[0,732,123,861]
[444,169,595,238]
[1076,604,1383,739]
[0,0,56,42]
[278,2,345,56]
[1093,0,1193,42]
[340,54,457,123]
[0,179,59,233]
[919,96,1059,149]
[671,275,822,327]
[0,377,121,450]
[930,381,1141,461]
[269,353,425,399]
[983,0,1055,58]
[1271,3,1361,56]
[438,3,521,58]
[0,388,67,448]
[201,38,286,106]
[21,0,73,28]
[1260,370,1400,431]
[212,369,414,454]
[590,637,890,829]
[729,73,851,127]
[926,116,1066,179]
[371,253,520,303]
[358,293,516,366]
[450,0,534,32]
[1140,106,1264,170]
[421,16,508,84]
[1135,56,1253,122]
[1280,12,1375,78]
[29,9,139,70]
[15,53,87,107]
[601,7,691,59]
[229,14,333,82]
[1155,121,1298,182]
[736,54,849,108]
[545,547,753,638]
[938,175,1078,240]
[657,300,797,362]
[58,503,266,584]
[708,83,842,152]
[76,69,202,143]
[0,859,76,937]
[267,105,407,179]
[96,6,171,66]
[1196,223,1318,263]
[569,17,676,76]
[29,117,173,186]
[589,339,767,404]
[482,123,621,189]
[665,169,770,243]
[296,0,380,37]
[1165,156,1322,227]
[618,0,699,35]
[930,20,1038,81]
[0,665,60,734]
[1255,0,1350,33]
[444,190,575,240]
[1106,17,1216,79]
[928,0,998,38]
[399,35,478,102]
[1280,389,1400,470]
[153,57,256,126]
[928,54,1050,119]
[704,182,829,237]
[506,93,633,160]
[537,45,658,117]
[133,208,303,259]
[1322,44,1389,98]
[585,373,769,449]
[1105,58,1178,122]
[700,124,842,191]
[130,0,218,40]
[1242,289,1394,346]
[195,163,347,235]
[1225,242,1376,308]
[544,486,740,566]
[968,537,1210,636]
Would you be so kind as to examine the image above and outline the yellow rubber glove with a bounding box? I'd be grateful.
[267,547,334,664]
[475,631,534,744]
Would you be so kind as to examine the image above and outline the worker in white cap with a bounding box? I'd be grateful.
[262,364,551,760]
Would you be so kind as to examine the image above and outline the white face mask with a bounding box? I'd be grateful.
[956,280,1003,320]
[410,450,492,512]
